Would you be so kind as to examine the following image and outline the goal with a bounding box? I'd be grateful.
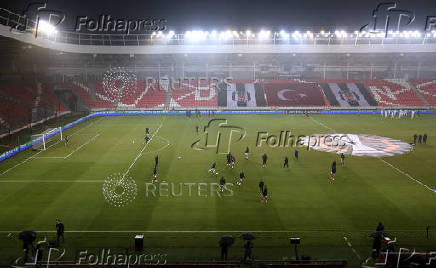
[31,127,63,151]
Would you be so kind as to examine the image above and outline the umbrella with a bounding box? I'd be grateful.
[219,235,235,247]
[19,230,36,243]
[240,232,256,241]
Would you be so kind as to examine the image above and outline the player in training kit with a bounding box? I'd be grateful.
[262,186,268,203]
[146,127,149,134]
[64,136,69,146]
[209,162,218,175]
[230,156,235,169]
[152,167,158,183]
[283,156,289,168]
[329,161,337,181]
[418,134,422,144]
[145,135,150,144]
[262,153,268,167]
[413,134,417,144]
[236,171,245,185]
[244,147,249,160]
[219,177,226,192]
[294,150,299,160]
[423,134,427,144]
[259,180,264,193]
[155,155,159,168]
[340,153,345,166]
[226,152,232,167]
[195,125,199,134]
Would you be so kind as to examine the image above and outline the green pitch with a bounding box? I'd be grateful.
[0,114,435,266]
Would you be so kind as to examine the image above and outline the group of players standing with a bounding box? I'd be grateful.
[413,133,428,145]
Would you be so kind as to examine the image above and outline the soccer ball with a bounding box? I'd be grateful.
[178,156,182,160]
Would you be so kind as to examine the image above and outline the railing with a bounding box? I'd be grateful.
[2,7,436,47]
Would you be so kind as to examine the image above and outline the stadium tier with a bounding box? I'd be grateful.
[0,83,67,135]
[363,79,427,107]
[170,79,217,108]
[409,79,436,106]
[0,79,434,123]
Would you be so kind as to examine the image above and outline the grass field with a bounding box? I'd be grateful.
[0,113,435,266]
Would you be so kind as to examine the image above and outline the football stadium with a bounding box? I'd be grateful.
[0,1,436,267]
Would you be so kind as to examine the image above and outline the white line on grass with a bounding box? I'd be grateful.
[378,158,435,194]
[308,114,435,194]
[344,236,362,261]
[0,118,103,176]
[309,116,337,133]
[0,140,61,176]
[64,133,100,159]
[122,120,164,179]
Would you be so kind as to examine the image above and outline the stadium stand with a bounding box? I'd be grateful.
[409,79,436,106]
[68,82,95,108]
[170,79,218,108]
[318,80,377,107]
[217,80,266,107]
[134,80,168,108]
[0,82,68,135]
[363,79,427,107]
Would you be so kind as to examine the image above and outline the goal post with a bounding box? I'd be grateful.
[31,127,63,151]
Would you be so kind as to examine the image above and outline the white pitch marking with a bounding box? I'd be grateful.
[344,236,362,261]
[378,158,435,194]
[309,115,337,133]
[309,115,435,194]
[122,119,165,179]
[64,133,100,159]
[0,117,103,176]
[0,140,61,176]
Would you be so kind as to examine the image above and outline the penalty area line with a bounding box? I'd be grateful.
[64,133,100,159]
[0,117,103,176]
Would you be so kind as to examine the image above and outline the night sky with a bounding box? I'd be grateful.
[3,0,436,32]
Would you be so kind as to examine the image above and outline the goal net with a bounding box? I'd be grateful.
[31,127,63,151]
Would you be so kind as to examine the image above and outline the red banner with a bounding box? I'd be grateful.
[264,82,325,106]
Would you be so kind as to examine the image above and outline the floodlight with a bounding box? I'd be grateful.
[279,30,290,39]
[166,31,175,39]
[37,20,57,35]
[258,30,271,39]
